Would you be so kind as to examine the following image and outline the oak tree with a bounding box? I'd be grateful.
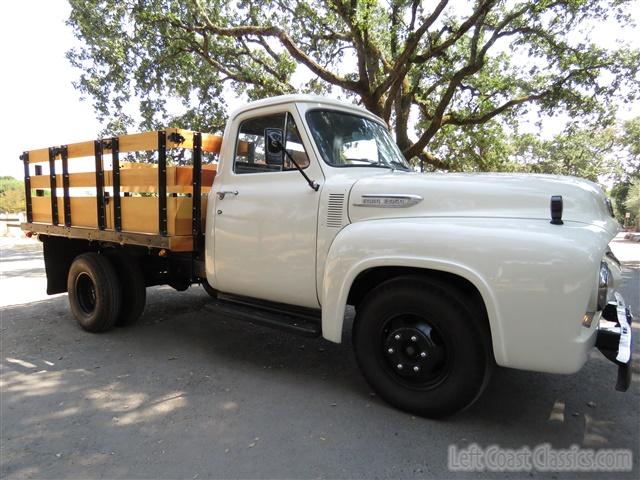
[67,0,640,169]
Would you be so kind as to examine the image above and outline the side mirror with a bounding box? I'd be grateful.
[265,128,284,166]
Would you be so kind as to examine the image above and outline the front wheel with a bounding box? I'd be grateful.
[353,276,493,418]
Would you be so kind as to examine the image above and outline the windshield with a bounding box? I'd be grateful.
[306,110,411,171]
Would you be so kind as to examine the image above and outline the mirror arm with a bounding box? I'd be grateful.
[278,142,320,191]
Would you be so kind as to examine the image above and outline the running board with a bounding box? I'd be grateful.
[205,297,321,338]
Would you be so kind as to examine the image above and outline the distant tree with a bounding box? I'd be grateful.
[510,125,619,182]
[609,117,640,220]
[624,179,640,227]
[0,177,25,214]
[617,117,640,177]
[67,0,640,169]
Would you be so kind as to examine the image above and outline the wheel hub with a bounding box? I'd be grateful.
[76,273,97,314]
[384,323,444,380]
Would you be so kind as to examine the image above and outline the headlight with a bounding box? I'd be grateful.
[597,262,610,310]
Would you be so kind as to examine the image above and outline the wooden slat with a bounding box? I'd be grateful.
[175,165,217,187]
[118,131,159,153]
[27,128,223,163]
[32,196,113,229]
[202,133,223,153]
[31,172,101,189]
[119,197,206,236]
[67,141,95,159]
[165,128,223,154]
[31,175,52,189]
[32,197,51,223]
[119,163,172,190]
[27,148,50,163]
[31,165,216,191]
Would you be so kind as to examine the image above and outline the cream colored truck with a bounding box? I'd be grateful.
[21,95,633,418]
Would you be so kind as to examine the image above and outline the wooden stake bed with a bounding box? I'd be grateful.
[19,128,221,252]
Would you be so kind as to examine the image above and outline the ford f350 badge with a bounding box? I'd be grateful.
[354,194,423,208]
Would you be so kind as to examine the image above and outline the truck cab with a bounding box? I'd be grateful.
[207,96,404,309]
[21,95,633,418]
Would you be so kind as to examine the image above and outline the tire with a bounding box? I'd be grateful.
[353,276,493,418]
[106,251,146,326]
[201,278,217,299]
[67,252,122,333]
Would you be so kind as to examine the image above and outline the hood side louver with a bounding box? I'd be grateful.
[327,193,345,228]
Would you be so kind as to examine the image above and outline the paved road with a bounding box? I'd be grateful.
[1,236,638,479]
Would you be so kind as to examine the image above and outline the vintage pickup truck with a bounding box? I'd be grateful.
[20,95,633,418]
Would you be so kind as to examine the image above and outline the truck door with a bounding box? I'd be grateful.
[211,108,323,308]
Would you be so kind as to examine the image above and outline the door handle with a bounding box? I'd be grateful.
[217,190,239,200]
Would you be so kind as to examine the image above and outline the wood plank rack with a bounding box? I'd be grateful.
[20,128,221,253]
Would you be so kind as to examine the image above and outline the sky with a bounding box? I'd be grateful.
[2,1,639,180]
[1,0,102,179]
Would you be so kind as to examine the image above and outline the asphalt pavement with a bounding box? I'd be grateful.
[1,235,638,479]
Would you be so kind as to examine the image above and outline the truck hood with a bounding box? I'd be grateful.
[348,172,619,234]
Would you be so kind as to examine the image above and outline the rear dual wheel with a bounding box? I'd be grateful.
[353,276,493,418]
[67,252,146,332]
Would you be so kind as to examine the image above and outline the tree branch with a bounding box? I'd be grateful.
[185,0,361,93]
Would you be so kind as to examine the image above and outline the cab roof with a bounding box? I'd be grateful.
[230,94,385,125]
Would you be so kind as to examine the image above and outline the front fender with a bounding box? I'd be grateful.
[321,217,614,373]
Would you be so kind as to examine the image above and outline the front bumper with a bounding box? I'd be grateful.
[595,292,634,392]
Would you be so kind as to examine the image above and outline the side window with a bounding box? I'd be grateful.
[234,112,310,174]
[234,113,285,174]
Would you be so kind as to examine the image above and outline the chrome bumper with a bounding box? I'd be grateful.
[595,292,634,392]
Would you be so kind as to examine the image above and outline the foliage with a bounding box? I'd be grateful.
[0,177,25,213]
[511,125,620,182]
[624,179,640,226]
[67,0,640,168]
[617,117,640,178]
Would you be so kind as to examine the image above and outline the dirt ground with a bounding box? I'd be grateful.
[1,235,639,479]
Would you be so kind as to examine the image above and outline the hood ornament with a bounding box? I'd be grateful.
[353,194,423,208]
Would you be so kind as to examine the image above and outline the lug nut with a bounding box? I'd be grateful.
[397,364,403,370]
[420,351,427,358]
[413,366,420,372]
[394,334,401,340]
[387,348,394,354]
[411,335,417,342]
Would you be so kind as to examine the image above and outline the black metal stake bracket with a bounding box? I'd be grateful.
[48,147,59,225]
[60,145,71,227]
[21,152,32,223]
[110,137,122,232]
[158,131,168,236]
[94,140,106,230]
[192,132,203,253]
[34,165,44,197]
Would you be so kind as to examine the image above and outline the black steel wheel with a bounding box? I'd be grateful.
[379,314,451,390]
[353,276,493,418]
[67,252,121,333]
